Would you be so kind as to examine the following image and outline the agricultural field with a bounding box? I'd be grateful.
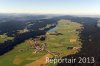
[0,34,14,43]
[0,19,82,66]
[46,20,82,66]
[46,19,82,54]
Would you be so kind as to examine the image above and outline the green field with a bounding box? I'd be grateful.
[0,19,82,66]
[0,34,14,43]
[46,20,82,55]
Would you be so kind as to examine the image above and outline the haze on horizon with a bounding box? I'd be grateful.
[0,0,100,15]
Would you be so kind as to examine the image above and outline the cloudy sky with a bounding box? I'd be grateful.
[0,0,100,15]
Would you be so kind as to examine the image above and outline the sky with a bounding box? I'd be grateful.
[0,0,100,15]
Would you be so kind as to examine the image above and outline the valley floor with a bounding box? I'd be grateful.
[0,19,82,66]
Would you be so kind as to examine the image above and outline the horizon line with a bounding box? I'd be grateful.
[1,12,100,16]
